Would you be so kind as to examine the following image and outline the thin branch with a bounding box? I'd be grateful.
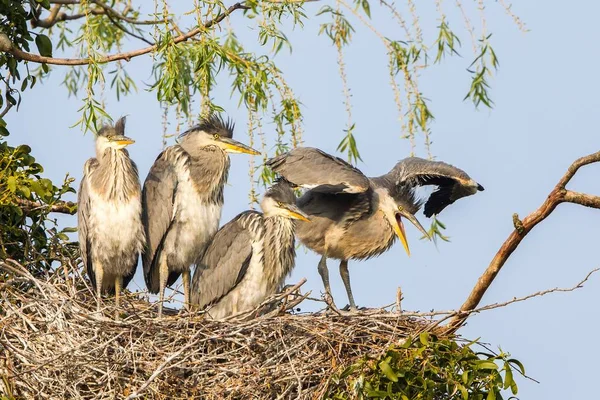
[91,0,163,25]
[0,2,249,66]
[13,198,77,215]
[445,150,600,333]
[104,10,153,45]
[47,0,164,24]
[470,268,599,314]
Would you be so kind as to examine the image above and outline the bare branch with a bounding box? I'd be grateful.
[1,2,249,66]
[467,267,599,314]
[445,150,600,333]
[13,198,77,215]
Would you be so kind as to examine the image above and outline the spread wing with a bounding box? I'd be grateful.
[142,148,177,293]
[77,159,97,287]
[266,147,370,194]
[191,211,263,309]
[390,157,484,217]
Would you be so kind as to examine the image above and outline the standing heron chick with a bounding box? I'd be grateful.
[191,179,309,320]
[142,114,260,316]
[267,147,484,310]
[77,117,145,313]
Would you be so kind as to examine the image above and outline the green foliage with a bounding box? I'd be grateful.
[326,333,523,400]
[422,216,450,244]
[464,35,499,108]
[0,126,77,276]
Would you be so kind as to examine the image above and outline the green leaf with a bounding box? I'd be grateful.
[475,361,499,370]
[508,359,526,375]
[458,384,468,400]
[35,34,53,57]
[378,360,399,382]
[7,176,17,192]
[503,364,513,390]
[487,389,496,400]
[419,332,430,345]
[361,0,371,18]
[18,185,31,198]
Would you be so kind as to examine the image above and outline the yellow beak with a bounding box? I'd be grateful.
[219,138,261,155]
[115,139,135,146]
[287,209,311,222]
[394,216,410,257]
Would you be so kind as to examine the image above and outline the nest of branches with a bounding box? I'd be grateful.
[0,259,449,400]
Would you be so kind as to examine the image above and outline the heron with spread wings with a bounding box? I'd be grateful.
[77,117,144,313]
[191,179,309,319]
[267,147,484,310]
[142,115,260,316]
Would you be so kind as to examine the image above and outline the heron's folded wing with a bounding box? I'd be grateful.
[391,157,484,217]
[142,148,177,293]
[192,211,263,309]
[266,147,370,194]
[77,159,97,287]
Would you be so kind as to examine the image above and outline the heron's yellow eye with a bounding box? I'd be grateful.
[277,201,283,207]
[397,205,404,211]
[213,133,220,139]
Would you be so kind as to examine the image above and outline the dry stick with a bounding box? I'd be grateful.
[445,151,600,334]
[0,2,250,66]
[124,330,204,400]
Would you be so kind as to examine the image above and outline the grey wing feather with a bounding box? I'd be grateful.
[191,211,262,309]
[77,159,96,287]
[142,149,177,293]
[391,157,484,217]
[266,147,369,194]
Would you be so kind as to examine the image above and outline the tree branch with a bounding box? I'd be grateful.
[14,198,77,215]
[104,9,153,45]
[1,2,248,66]
[445,150,600,333]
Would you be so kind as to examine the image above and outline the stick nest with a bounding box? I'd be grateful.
[0,260,448,399]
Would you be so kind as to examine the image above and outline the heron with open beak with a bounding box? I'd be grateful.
[142,114,260,316]
[267,147,484,310]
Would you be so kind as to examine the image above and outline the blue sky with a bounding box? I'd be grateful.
[7,1,600,398]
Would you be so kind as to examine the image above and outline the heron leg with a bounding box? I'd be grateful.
[158,258,168,318]
[114,275,122,320]
[339,260,357,311]
[95,263,103,313]
[317,255,337,309]
[182,268,191,312]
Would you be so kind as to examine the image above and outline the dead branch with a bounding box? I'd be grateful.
[445,151,600,333]
[0,2,250,66]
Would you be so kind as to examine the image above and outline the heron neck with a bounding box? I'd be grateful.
[263,216,296,291]
[91,148,139,201]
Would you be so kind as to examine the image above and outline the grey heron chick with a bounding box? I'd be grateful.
[191,179,309,320]
[142,114,260,316]
[77,117,145,313]
[267,147,484,310]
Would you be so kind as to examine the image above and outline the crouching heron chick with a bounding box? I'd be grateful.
[191,179,309,320]
[267,147,484,310]
[77,117,145,314]
[142,114,260,317]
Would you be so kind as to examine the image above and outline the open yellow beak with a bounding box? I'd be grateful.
[394,215,410,257]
